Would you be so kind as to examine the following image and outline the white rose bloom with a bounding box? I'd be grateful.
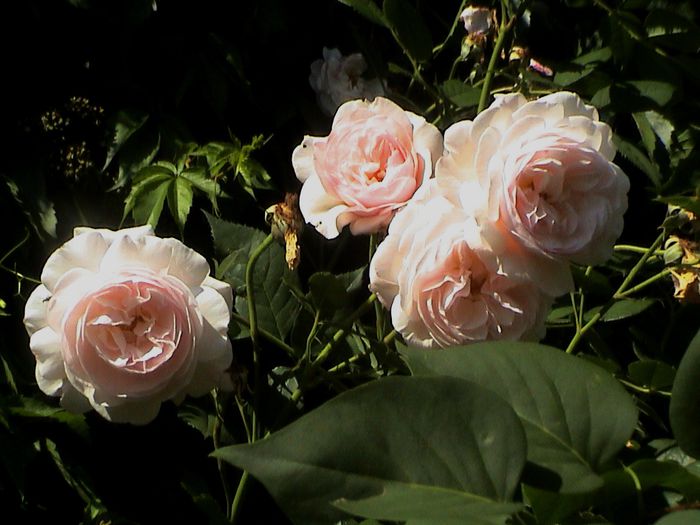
[436,91,629,272]
[23,225,233,425]
[370,182,553,349]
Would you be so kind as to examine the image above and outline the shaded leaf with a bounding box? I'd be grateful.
[614,134,662,187]
[441,80,481,108]
[334,483,522,525]
[670,329,700,457]
[628,360,675,390]
[215,376,527,525]
[205,212,267,288]
[402,342,638,493]
[654,510,700,524]
[234,241,300,341]
[103,110,149,170]
[584,298,655,322]
[383,0,433,63]
[337,0,386,26]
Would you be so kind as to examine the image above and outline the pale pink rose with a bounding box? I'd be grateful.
[436,91,629,268]
[23,226,233,424]
[309,47,385,116]
[292,96,443,239]
[460,6,493,36]
[369,182,552,348]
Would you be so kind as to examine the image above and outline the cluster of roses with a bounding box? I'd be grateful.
[21,90,628,425]
[293,93,630,348]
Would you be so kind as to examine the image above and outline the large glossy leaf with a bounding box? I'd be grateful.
[334,483,522,525]
[670,329,700,458]
[402,342,638,493]
[214,376,527,525]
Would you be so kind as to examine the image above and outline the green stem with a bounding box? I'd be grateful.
[616,232,665,297]
[245,233,274,444]
[565,232,665,354]
[212,391,233,520]
[615,268,672,299]
[477,3,515,114]
[383,329,397,345]
[305,310,321,360]
[618,378,671,396]
[0,230,41,286]
[614,244,665,256]
[369,235,384,341]
[246,233,274,349]
[230,232,274,521]
[312,293,378,367]
[433,0,469,57]
[230,311,296,358]
[230,471,249,524]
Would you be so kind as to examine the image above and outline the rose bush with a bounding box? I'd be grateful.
[23,225,233,424]
[436,91,630,266]
[309,47,384,116]
[292,96,443,238]
[369,182,552,348]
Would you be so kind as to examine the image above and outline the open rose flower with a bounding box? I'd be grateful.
[369,182,552,348]
[436,91,629,267]
[23,226,233,424]
[293,96,443,239]
[309,47,384,116]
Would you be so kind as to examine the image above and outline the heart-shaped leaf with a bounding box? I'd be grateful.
[214,376,527,525]
[402,342,638,493]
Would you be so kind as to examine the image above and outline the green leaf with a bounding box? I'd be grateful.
[584,298,655,322]
[522,484,596,525]
[124,166,174,228]
[628,360,675,390]
[626,80,676,107]
[337,0,386,26]
[670,329,700,458]
[234,241,300,341]
[654,510,700,524]
[167,176,194,233]
[402,342,638,493]
[237,157,274,195]
[658,195,700,217]
[214,376,527,525]
[383,0,433,64]
[334,483,522,525]
[205,212,267,287]
[646,9,700,52]
[441,80,482,108]
[103,110,149,170]
[308,272,352,316]
[613,134,662,187]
